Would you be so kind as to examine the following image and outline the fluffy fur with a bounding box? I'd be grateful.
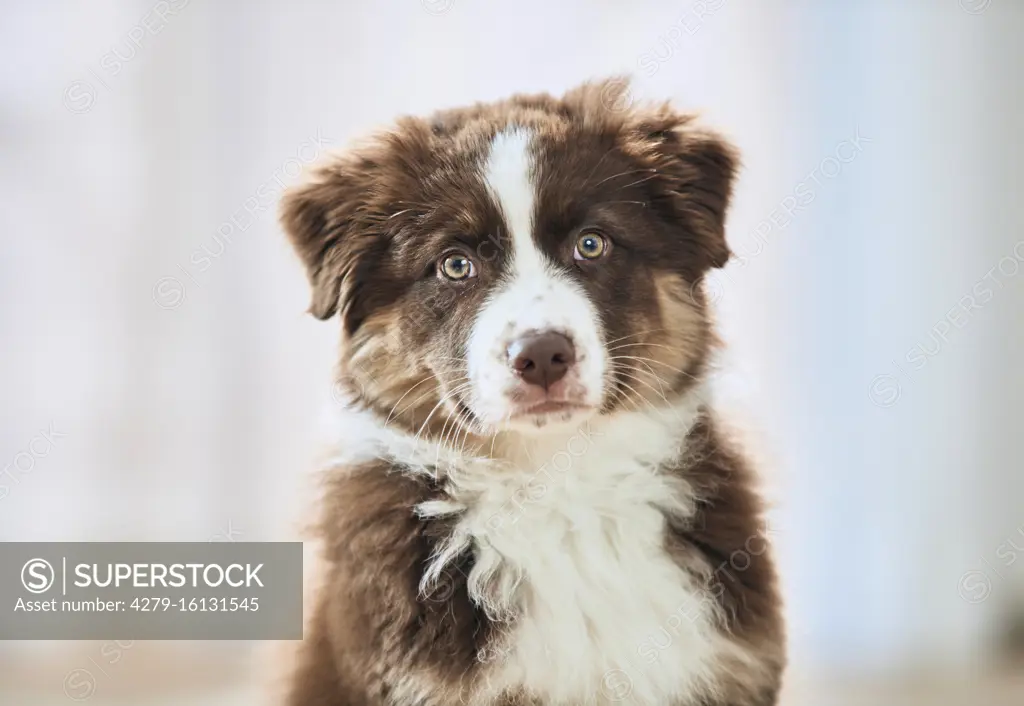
[279,78,785,705]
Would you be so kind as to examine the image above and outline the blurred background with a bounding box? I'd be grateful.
[2,0,1023,703]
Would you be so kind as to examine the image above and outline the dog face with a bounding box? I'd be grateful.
[281,80,737,439]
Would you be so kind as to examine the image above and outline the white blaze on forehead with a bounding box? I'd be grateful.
[482,128,547,276]
[466,127,607,429]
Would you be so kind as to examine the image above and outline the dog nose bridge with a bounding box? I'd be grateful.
[507,331,576,389]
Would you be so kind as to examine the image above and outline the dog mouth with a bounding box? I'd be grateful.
[453,385,597,432]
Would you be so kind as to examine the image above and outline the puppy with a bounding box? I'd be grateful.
[279,79,785,706]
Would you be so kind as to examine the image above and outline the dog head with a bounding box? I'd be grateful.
[281,79,736,440]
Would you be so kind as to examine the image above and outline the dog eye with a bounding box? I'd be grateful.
[438,253,476,281]
[574,231,609,261]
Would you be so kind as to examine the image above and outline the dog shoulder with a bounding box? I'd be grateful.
[310,462,493,702]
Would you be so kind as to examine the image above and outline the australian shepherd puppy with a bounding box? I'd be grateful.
[279,79,785,706]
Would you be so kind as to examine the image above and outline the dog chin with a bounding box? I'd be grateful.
[500,402,598,434]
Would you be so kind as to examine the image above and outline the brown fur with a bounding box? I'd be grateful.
[279,78,785,705]
[280,78,736,439]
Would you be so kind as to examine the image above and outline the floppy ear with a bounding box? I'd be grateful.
[635,110,740,270]
[279,160,374,323]
[561,78,738,271]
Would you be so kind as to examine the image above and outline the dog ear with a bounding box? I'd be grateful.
[279,159,375,323]
[639,112,739,270]
[565,78,739,271]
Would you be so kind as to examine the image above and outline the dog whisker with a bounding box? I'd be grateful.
[285,81,782,706]
[590,167,657,188]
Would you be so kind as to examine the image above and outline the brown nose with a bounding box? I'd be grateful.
[508,332,576,389]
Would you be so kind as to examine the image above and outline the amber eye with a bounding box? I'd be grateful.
[574,231,608,260]
[439,253,476,281]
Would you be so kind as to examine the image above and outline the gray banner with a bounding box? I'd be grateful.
[0,542,302,639]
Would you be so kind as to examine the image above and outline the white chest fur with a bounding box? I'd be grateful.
[418,403,729,706]
[333,397,732,706]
